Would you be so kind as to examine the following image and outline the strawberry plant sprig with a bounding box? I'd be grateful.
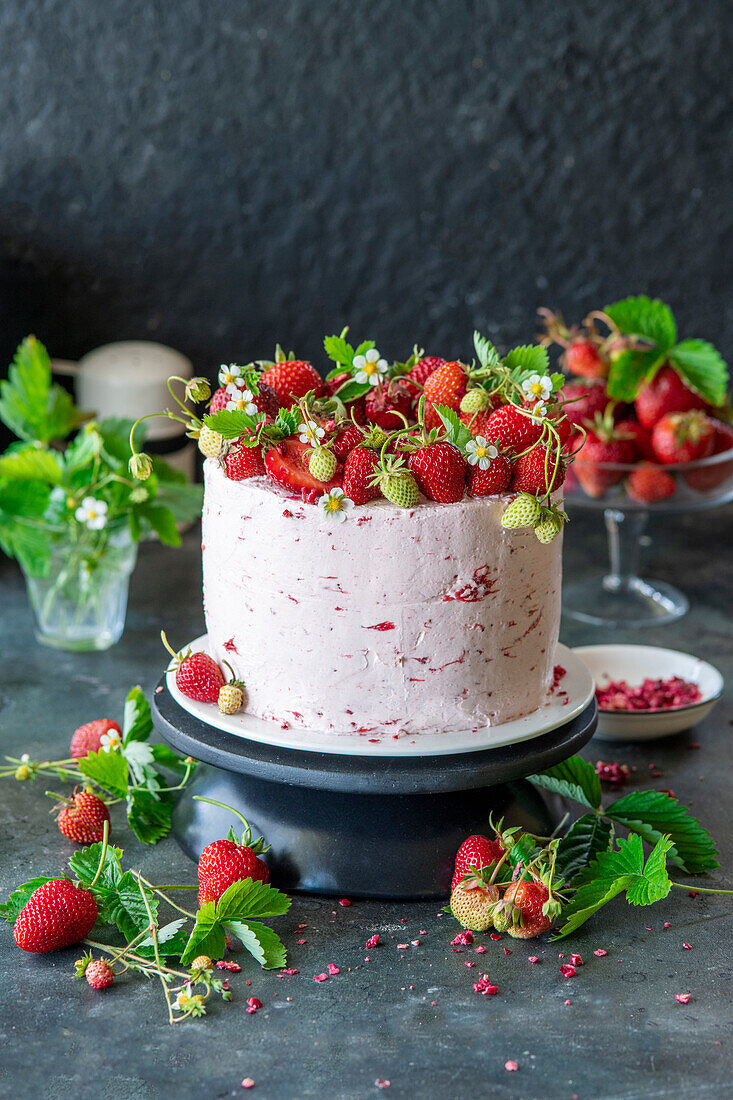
[0,686,195,845]
[1,832,291,1024]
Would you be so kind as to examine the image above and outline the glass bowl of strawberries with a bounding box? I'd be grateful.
[541,297,732,627]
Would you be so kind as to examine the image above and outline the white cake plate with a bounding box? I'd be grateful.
[166,637,593,758]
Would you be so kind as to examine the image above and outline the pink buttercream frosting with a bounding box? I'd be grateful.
[201,461,562,735]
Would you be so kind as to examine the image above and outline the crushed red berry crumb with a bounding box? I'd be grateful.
[327,964,340,975]
[570,954,584,966]
[528,956,539,964]
[593,950,607,957]
[474,946,486,954]
[473,974,499,996]
[241,1079,255,1090]
[338,898,352,907]
[366,935,380,949]
[246,997,263,1014]
[505,1061,519,1072]
[280,968,299,975]
[595,760,630,787]
[313,973,329,982]
[216,961,242,972]
[596,676,702,711]
[375,1080,391,1090]
[676,993,691,1004]
[451,931,473,946]
[560,964,576,978]
[683,943,692,950]
[489,933,502,942]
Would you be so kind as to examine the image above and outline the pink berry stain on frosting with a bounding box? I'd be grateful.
[201,463,562,735]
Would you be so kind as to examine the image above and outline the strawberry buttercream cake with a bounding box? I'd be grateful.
[138,331,575,736]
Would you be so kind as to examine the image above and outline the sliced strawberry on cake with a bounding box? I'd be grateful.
[265,438,343,496]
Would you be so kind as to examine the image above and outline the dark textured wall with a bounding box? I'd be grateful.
[1,0,730,381]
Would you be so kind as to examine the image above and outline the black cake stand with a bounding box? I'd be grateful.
[153,679,597,899]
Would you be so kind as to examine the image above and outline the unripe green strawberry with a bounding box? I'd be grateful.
[501,493,541,529]
[459,389,487,415]
[218,683,244,715]
[535,512,563,544]
[198,425,225,458]
[308,446,337,482]
[450,883,500,932]
[382,471,420,507]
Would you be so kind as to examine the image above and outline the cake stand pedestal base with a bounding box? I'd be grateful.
[152,682,597,899]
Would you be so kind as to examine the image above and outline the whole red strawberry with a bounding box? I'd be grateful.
[635,365,707,429]
[57,790,110,845]
[451,835,505,892]
[574,415,636,497]
[14,880,98,953]
[561,380,611,428]
[510,445,565,496]
[564,339,606,379]
[651,411,715,465]
[198,839,269,906]
[495,879,552,939]
[70,719,121,760]
[85,959,114,989]
[408,441,466,503]
[265,438,343,496]
[210,386,229,413]
[365,380,415,431]
[162,633,225,703]
[627,463,676,504]
[422,361,467,411]
[343,446,381,505]
[333,422,365,461]
[614,418,655,461]
[467,454,512,496]
[224,440,266,481]
[409,355,446,387]
[259,360,323,405]
[484,404,543,454]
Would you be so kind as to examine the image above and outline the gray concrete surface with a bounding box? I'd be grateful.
[1,509,731,1099]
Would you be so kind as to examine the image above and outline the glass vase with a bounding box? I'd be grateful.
[22,525,138,651]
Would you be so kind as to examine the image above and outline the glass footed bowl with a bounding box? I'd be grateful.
[562,445,733,628]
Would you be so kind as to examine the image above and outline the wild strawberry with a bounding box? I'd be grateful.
[651,411,715,465]
[224,440,265,481]
[198,837,269,906]
[85,959,114,989]
[534,508,565,544]
[210,386,229,413]
[573,414,637,497]
[332,422,365,461]
[198,425,225,458]
[564,339,606,379]
[459,388,493,417]
[370,457,420,507]
[510,446,565,496]
[614,418,655,461]
[308,446,338,482]
[70,719,121,760]
[422,361,467,411]
[190,955,214,970]
[635,365,707,429]
[450,883,500,932]
[57,789,110,845]
[259,360,323,405]
[452,835,505,893]
[14,880,98,953]
[561,380,611,429]
[218,675,245,715]
[627,463,676,504]
[409,355,446,387]
[161,632,225,703]
[494,879,553,939]
[484,404,543,454]
[500,493,541,529]
[265,438,343,496]
[365,379,415,431]
[251,381,280,418]
[467,454,512,496]
[343,446,381,505]
[407,441,466,503]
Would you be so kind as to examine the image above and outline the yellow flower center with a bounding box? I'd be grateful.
[475,445,487,459]
[530,382,544,397]
[363,361,378,377]
[87,510,98,520]
[326,498,342,513]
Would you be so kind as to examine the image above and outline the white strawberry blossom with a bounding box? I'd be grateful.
[318,487,354,524]
[521,373,553,403]
[100,730,122,753]
[74,496,108,531]
[299,419,325,445]
[219,363,245,388]
[528,402,548,421]
[353,348,388,386]
[465,436,499,470]
[226,388,258,415]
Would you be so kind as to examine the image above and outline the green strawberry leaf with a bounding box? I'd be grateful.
[68,842,123,890]
[332,378,372,403]
[213,878,291,922]
[557,814,613,883]
[102,871,159,941]
[604,790,718,873]
[323,334,355,370]
[0,336,81,443]
[223,920,287,969]
[0,517,52,578]
[122,686,153,745]
[668,340,728,407]
[0,479,51,519]
[553,834,672,939]
[0,447,63,483]
[124,742,158,788]
[126,788,174,845]
[528,755,602,811]
[150,744,192,775]
[0,876,56,922]
[180,902,226,966]
[503,345,549,378]
[606,347,665,402]
[604,295,677,350]
[133,503,181,547]
[203,409,263,439]
[267,407,299,441]
[77,748,129,799]
[136,918,190,959]
[433,405,474,452]
[473,331,502,372]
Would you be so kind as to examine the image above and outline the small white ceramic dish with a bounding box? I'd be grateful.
[574,644,724,742]
[167,638,594,758]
